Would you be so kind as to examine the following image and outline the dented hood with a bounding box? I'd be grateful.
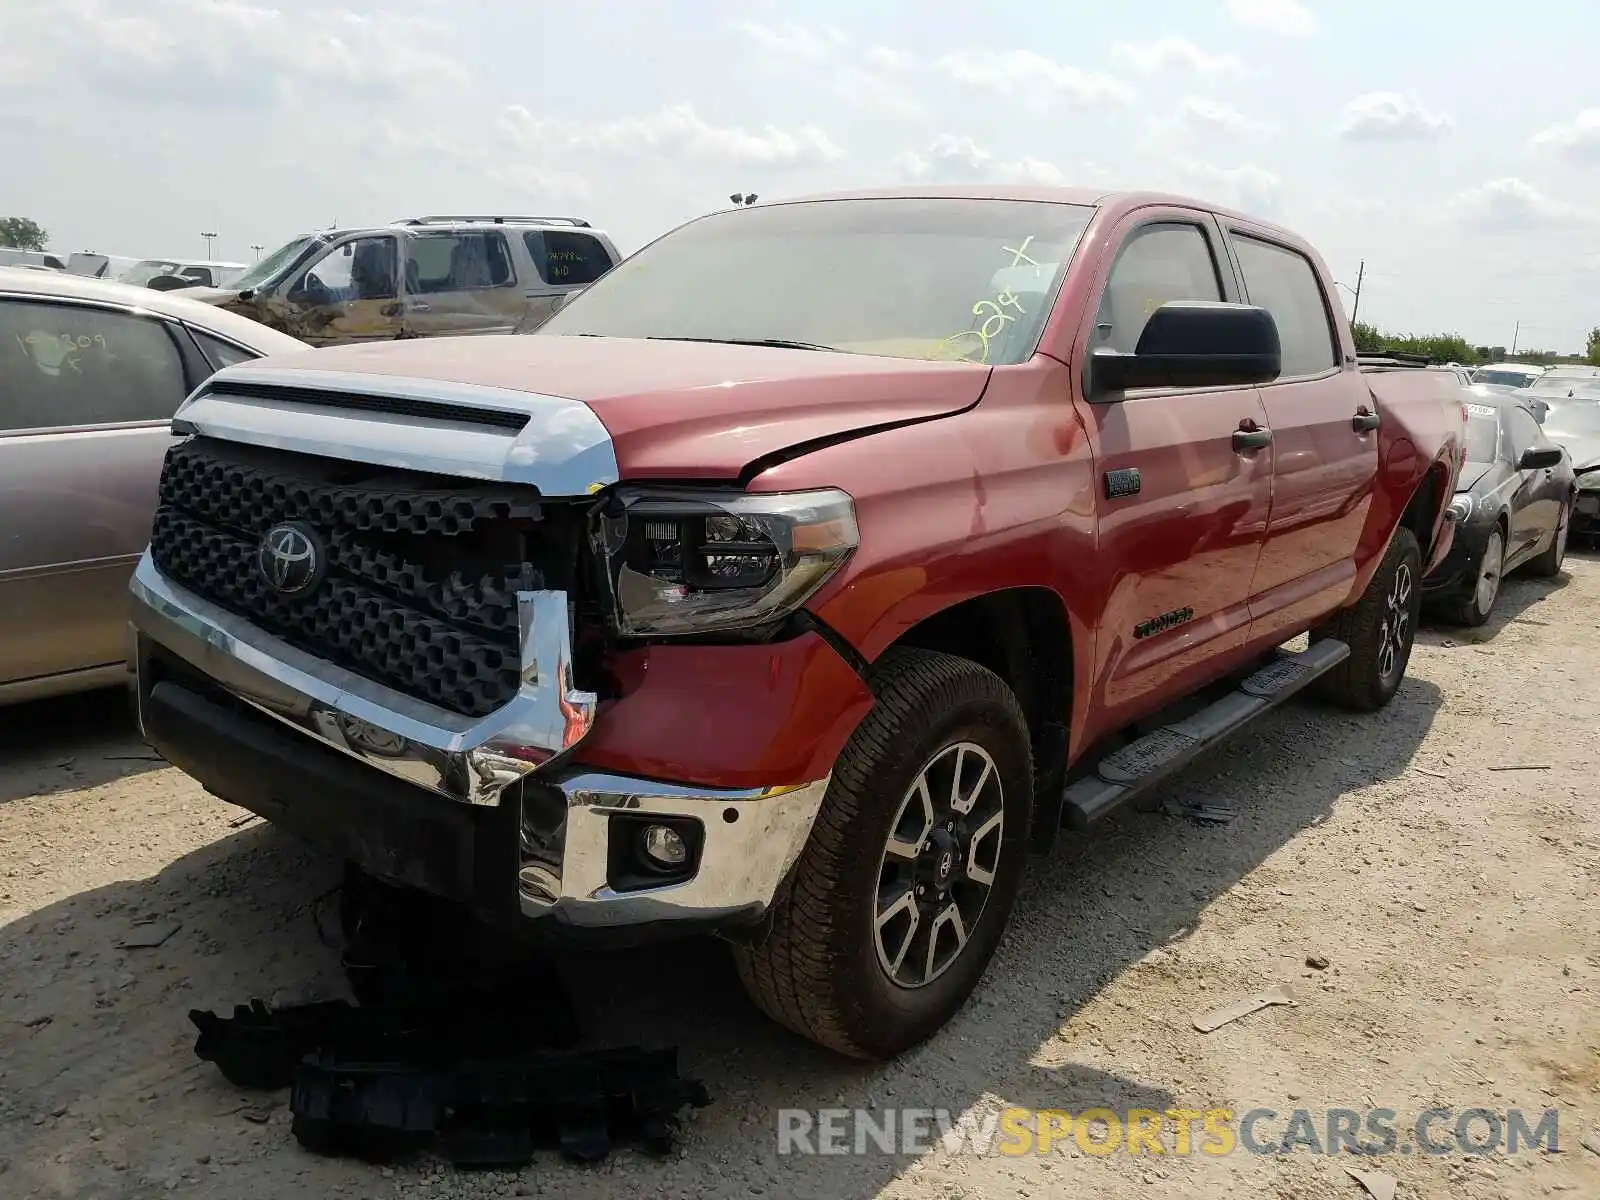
[168,284,240,305]
[252,334,992,479]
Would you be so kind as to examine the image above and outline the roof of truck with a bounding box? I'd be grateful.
[773,184,1304,241]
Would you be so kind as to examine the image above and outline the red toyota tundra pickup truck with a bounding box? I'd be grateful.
[128,186,1465,1059]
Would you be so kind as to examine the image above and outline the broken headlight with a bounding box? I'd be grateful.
[589,487,858,637]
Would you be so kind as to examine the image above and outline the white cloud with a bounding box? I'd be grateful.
[1531,109,1600,165]
[733,20,925,117]
[934,49,1135,107]
[1224,0,1316,36]
[1149,97,1277,141]
[1449,178,1598,231]
[895,135,1106,188]
[731,20,848,61]
[503,103,844,168]
[0,0,470,104]
[1167,160,1284,214]
[1338,92,1451,141]
[1111,37,1247,76]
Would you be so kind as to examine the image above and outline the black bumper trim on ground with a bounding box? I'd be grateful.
[139,639,522,924]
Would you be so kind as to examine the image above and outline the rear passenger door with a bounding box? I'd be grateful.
[1223,225,1379,642]
[1074,210,1274,722]
[400,231,523,337]
[0,298,195,685]
[516,229,617,331]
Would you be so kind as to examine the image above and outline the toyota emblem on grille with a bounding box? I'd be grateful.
[256,521,325,596]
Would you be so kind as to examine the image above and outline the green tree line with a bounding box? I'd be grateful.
[1349,321,1595,367]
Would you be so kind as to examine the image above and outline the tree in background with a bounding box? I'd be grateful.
[1350,322,1482,363]
[1587,327,1600,367]
[0,217,48,251]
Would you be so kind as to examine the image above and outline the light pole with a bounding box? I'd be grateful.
[1334,259,1365,325]
[200,231,218,261]
[250,243,264,261]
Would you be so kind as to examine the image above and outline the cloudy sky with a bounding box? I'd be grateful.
[4,0,1600,351]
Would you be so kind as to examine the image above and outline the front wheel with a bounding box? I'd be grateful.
[1444,523,1505,627]
[1525,497,1571,578]
[733,648,1033,1059]
[1312,526,1422,712]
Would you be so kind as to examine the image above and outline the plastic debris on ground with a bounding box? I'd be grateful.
[189,865,711,1167]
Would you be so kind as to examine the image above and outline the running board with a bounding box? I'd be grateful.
[1060,639,1350,831]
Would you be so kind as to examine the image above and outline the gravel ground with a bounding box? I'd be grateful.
[2,557,1598,1200]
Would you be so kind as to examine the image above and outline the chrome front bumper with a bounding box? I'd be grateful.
[129,553,827,928]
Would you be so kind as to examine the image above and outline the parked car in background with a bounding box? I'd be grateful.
[128,186,1464,1058]
[1539,387,1600,541]
[67,252,144,281]
[0,248,68,271]
[1423,390,1572,625]
[0,267,305,704]
[1472,362,1546,388]
[171,216,622,345]
[120,259,249,291]
[1530,365,1600,396]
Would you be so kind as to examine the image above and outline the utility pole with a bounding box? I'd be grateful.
[200,231,218,261]
[250,243,264,261]
[1349,259,1364,325]
[1511,321,1521,356]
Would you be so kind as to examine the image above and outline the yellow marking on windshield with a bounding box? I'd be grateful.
[940,237,1041,364]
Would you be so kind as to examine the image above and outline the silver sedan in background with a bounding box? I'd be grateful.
[0,268,304,704]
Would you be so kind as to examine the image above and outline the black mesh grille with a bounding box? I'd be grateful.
[149,437,570,718]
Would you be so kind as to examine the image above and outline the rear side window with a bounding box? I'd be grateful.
[189,330,259,373]
[522,231,613,286]
[405,232,515,293]
[0,299,186,431]
[1230,235,1339,377]
[1095,223,1223,354]
[1506,407,1543,458]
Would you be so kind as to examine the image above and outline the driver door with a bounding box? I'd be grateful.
[1505,404,1559,557]
[280,235,402,345]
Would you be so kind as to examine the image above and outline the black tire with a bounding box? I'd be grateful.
[1442,521,1505,627]
[733,648,1033,1060]
[1525,496,1572,578]
[1312,525,1422,712]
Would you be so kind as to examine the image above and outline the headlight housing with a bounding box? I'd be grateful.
[1445,493,1474,522]
[588,486,859,637]
[1579,471,1600,492]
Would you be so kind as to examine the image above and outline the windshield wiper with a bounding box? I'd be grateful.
[645,336,841,353]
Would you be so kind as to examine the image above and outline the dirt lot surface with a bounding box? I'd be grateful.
[3,560,1599,1200]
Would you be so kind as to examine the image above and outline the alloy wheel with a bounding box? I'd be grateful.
[874,742,1005,989]
[1475,529,1504,618]
[1378,560,1415,683]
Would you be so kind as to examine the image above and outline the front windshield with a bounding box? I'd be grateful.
[538,197,1096,364]
[1474,368,1538,388]
[1542,396,1600,440]
[230,234,325,291]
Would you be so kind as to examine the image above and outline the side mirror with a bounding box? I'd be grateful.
[1091,301,1282,393]
[1518,446,1563,470]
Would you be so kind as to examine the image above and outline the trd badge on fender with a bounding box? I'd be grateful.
[256,521,327,596]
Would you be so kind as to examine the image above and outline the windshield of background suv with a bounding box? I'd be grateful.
[538,198,1097,364]
[230,234,326,292]
[118,259,183,286]
[1474,368,1539,388]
